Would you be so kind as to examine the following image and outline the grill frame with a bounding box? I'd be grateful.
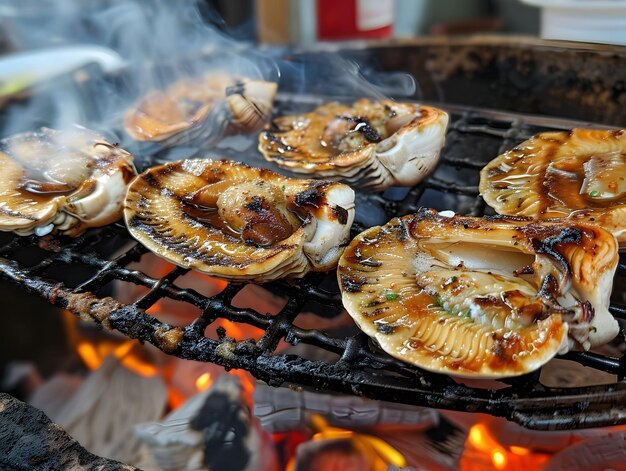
[1,102,625,431]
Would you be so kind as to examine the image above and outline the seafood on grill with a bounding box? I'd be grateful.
[258,100,448,191]
[338,208,619,378]
[124,159,355,282]
[0,127,136,237]
[124,74,277,147]
[480,128,626,243]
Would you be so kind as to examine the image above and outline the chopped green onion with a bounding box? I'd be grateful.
[589,190,600,197]
[435,295,444,307]
[281,185,286,192]
[385,293,399,301]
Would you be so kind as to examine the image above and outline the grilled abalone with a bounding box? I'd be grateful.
[480,128,626,243]
[258,100,448,191]
[0,127,136,237]
[124,74,277,147]
[124,159,355,282]
[338,209,619,378]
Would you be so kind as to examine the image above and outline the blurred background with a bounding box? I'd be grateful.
[0,0,562,53]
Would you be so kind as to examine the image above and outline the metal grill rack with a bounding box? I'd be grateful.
[1,103,625,431]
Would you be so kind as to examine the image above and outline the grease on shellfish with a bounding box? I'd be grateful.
[0,127,136,237]
[124,74,277,147]
[124,159,355,282]
[258,99,448,191]
[338,209,619,378]
[480,128,626,243]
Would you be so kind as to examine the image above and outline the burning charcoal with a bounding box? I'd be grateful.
[0,392,138,470]
[479,415,612,452]
[266,391,465,471]
[136,374,279,471]
[52,355,168,465]
[383,416,467,470]
[28,373,83,421]
[290,415,407,471]
[291,439,376,471]
[253,383,438,432]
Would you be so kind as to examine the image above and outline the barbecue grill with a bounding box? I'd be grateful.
[2,38,626,432]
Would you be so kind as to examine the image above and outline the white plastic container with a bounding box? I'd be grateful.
[521,0,626,45]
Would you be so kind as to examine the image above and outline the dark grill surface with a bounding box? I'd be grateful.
[1,101,625,431]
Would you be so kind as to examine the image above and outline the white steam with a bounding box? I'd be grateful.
[0,0,417,154]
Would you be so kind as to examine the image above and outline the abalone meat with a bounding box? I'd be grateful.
[338,209,619,378]
[480,128,626,243]
[258,100,448,191]
[0,127,136,237]
[124,74,277,147]
[124,159,355,282]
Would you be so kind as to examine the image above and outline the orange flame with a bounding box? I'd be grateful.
[218,318,264,341]
[289,414,407,471]
[195,372,213,391]
[461,421,550,471]
[76,339,158,377]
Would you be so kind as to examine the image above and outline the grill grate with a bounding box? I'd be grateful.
[1,103,626,431]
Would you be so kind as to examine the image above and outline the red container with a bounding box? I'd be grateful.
[316,0,394,40]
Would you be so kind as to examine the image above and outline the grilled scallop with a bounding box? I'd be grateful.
[480,128,626,243]
[338,209,619,378]
[0,127,136,237]
[258,100,448,191]
[124,159,355,282]
[124,74,277,147]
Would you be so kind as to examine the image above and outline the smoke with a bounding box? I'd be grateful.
[0,0,416,152]
[0,0,261,138]
[278,52,416,100]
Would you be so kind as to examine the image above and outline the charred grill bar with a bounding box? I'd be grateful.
[1,103,625,431]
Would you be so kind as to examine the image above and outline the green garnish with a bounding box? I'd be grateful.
[435,295,444,307]
[281,185,286,192]
[385,293,399,301]
[589,190,600,197]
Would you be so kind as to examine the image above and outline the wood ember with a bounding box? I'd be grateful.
[255,384,465,470]
[253,383,439,432]
[0,392,137,470]
[382,422,466,471]
[291,439,378,471]
[52,355,167,465]
[482,415,610,452]
[29,373,83,421]
[136,374,278,471]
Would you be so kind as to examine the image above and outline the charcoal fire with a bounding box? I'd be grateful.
[136,374,279,471]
